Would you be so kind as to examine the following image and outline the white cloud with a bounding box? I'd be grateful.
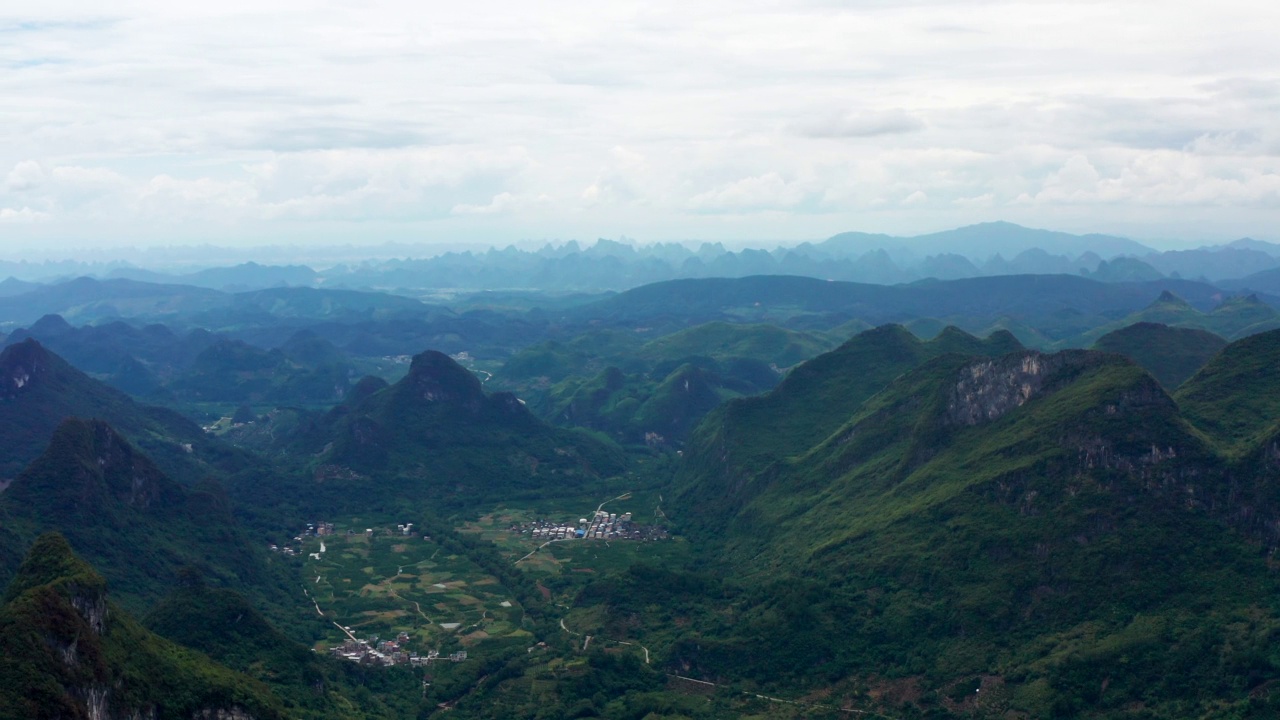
[953,193,995,207]
[794,109,926,138]
[687,173,809,212]
[452,192,517,215]
[0,206,50,223]
[901,190,928,206]
[0,0,1278,246]
[5,161,44,192]
[1022,151,1280,207]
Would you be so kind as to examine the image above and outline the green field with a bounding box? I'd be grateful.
[299,491,683,656]
[300,522,530,656]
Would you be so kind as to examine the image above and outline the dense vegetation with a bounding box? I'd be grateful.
[0,338,251,482]
[652,331,1280,717]
[0,534,286,720]
[145,580,422,718]
[498,321,836,445]
[6,266,1280,718]
[1091,321,1226,388]
[0,418,290,617]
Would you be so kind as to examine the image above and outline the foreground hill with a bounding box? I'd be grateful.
[1092,321,1227,388]
[627,335,1280,717]
[1176,327,1280,452]
[145,581,418,718]
[0,419,283,613]
[679,325,1022,511]
[0,534,285,720]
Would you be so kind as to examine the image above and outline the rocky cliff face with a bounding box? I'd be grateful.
[946,351,1097,426]
[0,534,276,720]
[0,338,50,401]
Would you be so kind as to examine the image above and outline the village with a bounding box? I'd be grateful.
[328,631,469,667]
[510,509,669,542]
[269,520,419,556]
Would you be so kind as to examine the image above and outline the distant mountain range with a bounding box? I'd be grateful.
[5,222,1280,293]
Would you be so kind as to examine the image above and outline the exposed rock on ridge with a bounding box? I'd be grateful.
[1,338,49,400]
[946,351,1093,426]
[0,534,280,720]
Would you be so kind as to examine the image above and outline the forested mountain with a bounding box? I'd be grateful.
[678,324,1023,494]
[0,419,282,614]
[568,274,1244,341]
[494,322,839,445]
[1067,291,1280,346]
[1092,322,1226,388]
[0,534,286,720]
[9,253,1280,718]
[644,330,1280,717]
[0,277,429,327]
[230,349,629,514]
[1175,328,1280,453]
[0,339,250,482]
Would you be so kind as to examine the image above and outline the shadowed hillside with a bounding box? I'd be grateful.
[1092,322,1227,388]
[0,534,286,720]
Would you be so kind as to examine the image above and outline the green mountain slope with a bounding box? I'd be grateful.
[1175,328,1280,452]
[167,337,353,404]
[0,419,282,613]
[1069,291,1280,347]
[657,348,1280,717]
[0,534,285,720]
[697,350,1212,568]
[146,581,418,719]
[0,338,251,483]
[533,357,780,446]
[678,325,1023,517]
[497,321,833,446]
[634,321,836,368]
[1092,322,1227,388]
[283,350,625,507]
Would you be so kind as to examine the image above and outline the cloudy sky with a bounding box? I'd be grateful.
[2,0,1279,251]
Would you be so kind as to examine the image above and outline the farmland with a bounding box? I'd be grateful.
[296,491,683,660]
[299,521,529,658]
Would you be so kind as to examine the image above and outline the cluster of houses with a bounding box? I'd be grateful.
[514,510,669,541]
[270,520,423,555]
[329,632,469,667]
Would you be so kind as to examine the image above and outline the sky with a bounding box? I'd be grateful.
[2,0,1279,253]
